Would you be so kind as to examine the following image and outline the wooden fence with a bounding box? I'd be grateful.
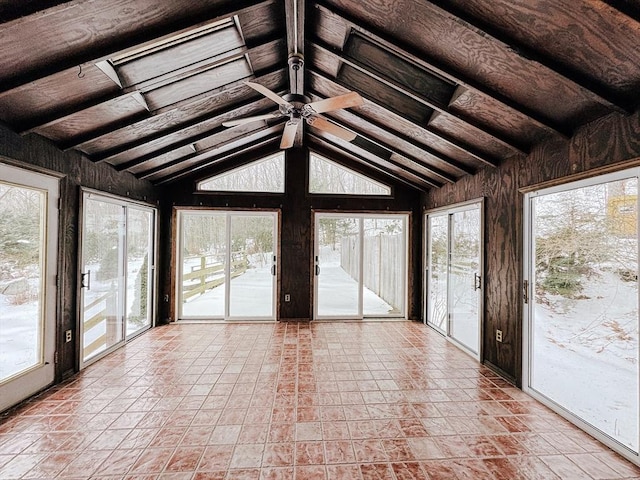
[182,253,248,301]
[340,234,404,313]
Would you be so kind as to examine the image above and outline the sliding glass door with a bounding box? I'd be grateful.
[0,163,59,412]
[425,201,483,358]
[314,212,407,319]
[524,169,639,462]
[80,191,156,366]
[177,210,278,321]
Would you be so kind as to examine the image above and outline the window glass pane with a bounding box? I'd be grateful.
[309,154,391,195]
[181,213,227,318]
[427,215,448,332]
[126,208,153,336]
[0,182,46,381]
[197,154,285,193]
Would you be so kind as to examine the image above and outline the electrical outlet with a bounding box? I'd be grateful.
[284,294,290,302]
[65,330,72,343]
[496,329,503,343]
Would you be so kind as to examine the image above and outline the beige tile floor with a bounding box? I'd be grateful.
[0,321,639,479]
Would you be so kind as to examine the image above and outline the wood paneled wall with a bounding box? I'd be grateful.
[161,148,423,322]
[424,109,640,384]
[0,124,157,380]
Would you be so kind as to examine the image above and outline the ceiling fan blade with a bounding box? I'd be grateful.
[306,116,357,142]
[222,112,283,127]
[305,91,364,114]
[246,81,291,107]
[280,120,300,149]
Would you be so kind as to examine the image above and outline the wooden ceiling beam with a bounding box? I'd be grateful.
[309,69,499,168]
[64,67,286,153]
[308,89,471,178]
[314,41,528,155]
[419,0,631,113]
[114,105,278,171]
[19,92,148,135]
[154,135,282,185]
[0,0,275,97]
[314,3,571,138]
[306,103,452,184]
[597,0,640,23]
[309,126,441,188]
[308,133,433,191]
[0,1,77,24]
[138,122,285,180]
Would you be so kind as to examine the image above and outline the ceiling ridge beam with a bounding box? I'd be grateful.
[308,133,434,191]
[413,0,630,113]
[138,123,285,180]
[309,69,499,168]
[314,41,528,155]
[154,135,281,185]
[0,0,275,98]
[114,105,278,172]
[64,67,286,153]
[314,3,571,138]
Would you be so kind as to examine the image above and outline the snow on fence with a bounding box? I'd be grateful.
[340,234,403,312]
[182,252,248,301]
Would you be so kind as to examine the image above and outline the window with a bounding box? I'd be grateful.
[309,154,391,196]
[197,153,285,193]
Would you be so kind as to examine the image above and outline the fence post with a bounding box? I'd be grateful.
[200,256,206,290]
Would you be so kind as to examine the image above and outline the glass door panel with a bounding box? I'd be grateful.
[316,216,360,318]
[526,175,639,455]
[450,208,481,354]
[0,164,58,412]
[363,218,405,316]
[181,213,227,318]
[229,214,276,318]
[81,198,125,363]
[178,211,278,320]
[315,213,408,320]
[126,207,154,337]
[80,192,156,367]
[425,202,483,359]
[426,215,448,333]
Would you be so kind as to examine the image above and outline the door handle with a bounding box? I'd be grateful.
[315,265,320,276]
[271,264,276,276]
[473,273,481,291]
[81,270,91,290]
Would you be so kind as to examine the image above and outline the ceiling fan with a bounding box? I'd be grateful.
[222,80,364,149]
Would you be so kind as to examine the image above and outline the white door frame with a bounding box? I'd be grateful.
[176,209,279,321]
[424,199,484,360]
[79,189,157,369]
[313,211,409,320]
[0,162,59,412]
[522,168,640,465]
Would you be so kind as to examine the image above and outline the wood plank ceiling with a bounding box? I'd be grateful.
[0,0,638,191]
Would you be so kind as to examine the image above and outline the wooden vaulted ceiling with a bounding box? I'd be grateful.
[0,0,639,191]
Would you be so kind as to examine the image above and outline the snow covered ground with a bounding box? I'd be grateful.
[0,293,39,380]
[532,270,639,452]
[182,256,393,319]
